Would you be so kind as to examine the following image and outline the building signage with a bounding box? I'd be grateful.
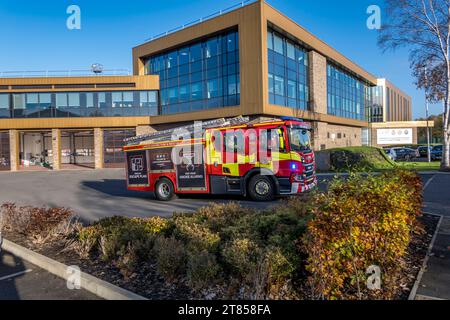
[127,151,149,186]
[377,128,413,145]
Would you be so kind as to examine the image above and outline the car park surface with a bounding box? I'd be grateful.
[0,250,99,300]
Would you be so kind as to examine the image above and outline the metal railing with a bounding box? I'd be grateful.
[143,0,257,43]
[0,69,131,78]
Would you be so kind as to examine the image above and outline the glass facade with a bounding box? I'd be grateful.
[104,129,136,167]
[0,93,10,118]
[327,64,372,121]
[267,28,309,109]
[369,86,384,123]
[144,29,240,114]
[0,90,158,118]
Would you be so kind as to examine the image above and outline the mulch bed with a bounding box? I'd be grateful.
[2,213,440,300]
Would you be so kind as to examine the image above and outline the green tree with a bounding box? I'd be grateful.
[379,0,450,171]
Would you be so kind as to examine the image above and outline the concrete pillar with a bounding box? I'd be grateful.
[94,128,104,169]
[308,51,327,114]
[51,129,61,170]
[9,130,19,172]
[136,125,156,136]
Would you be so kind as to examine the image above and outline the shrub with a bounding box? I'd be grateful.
[153,236,187,282]
[0,203,74,244]
[187,250,221,291]
[76,216,170,261]
[254,247,297,300]
[194,202,256,231]
[173,217,221,253]
[116,243,140,279]
[326,146,395,172]
[76,225,101,258]
[139,216,171,235]
[222,238,261,277]
[303,170,422,299]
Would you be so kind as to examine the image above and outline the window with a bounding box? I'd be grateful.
[179,47,189,65]
[56,94,68,107]
[327,63,370,121]
[227,32,236,52]
[274,76,284,95]
[273,34,283,54]
[2,90,158,118]
[206,37,218,58]
[68,93,80,107]
[267,28,309,110]
[98,93,106,108]
[286,41,295,60]
[190,44,202,62]
[123,92,133,107]
[207,79,220,98]
[287,80,296,99]
[267,31,273,50]
[26,94,39,107]
[0,94,8,109]
[191,82,203,100]
[40,93,51,107]
[145,29,239,113]
[86,93,94,108]
[13,94,25,109]
[0,94,9,118]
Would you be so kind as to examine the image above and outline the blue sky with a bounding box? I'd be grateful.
[0,0,440,118]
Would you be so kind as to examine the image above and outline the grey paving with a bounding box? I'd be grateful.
[0,250,99,300]
[416,218,450,300]
[423,174,450,217]
[416,173,450,300]
[0,169,277,222]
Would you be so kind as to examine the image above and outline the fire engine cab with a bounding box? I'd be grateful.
[123,117,317,201]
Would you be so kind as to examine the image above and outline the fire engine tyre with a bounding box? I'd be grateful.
[248,175,275,202]
[155,178,175,201]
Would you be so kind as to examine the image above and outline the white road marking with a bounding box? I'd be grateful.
[0,269,33,281]
[415,294,445,301]
[423,175,435,191]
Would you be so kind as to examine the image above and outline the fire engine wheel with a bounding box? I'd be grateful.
[155,178,175,201]
[248,175,275,202]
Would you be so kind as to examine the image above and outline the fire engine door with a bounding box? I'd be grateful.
[206,130,223,175]
[222,130,244,176]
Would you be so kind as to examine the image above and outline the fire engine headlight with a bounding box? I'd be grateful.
[290,173,303,183]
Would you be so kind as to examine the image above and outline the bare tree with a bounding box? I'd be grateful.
[379,0,450,171]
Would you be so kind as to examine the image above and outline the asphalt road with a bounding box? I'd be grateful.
[0,169,276,222]
[0,169,448,222]
[0,250,99,300]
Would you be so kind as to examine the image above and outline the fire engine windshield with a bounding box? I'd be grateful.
[288,127,312,153]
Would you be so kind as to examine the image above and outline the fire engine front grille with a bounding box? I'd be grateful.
[304,164,315,179]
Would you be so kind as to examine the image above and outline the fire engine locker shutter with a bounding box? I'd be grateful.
[126,150,150,187]
[175,144,206,190]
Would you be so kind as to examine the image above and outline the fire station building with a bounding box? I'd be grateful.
[0,0,424,172]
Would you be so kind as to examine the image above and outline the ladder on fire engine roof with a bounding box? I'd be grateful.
[124,116,251,146]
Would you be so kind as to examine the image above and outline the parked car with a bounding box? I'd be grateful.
[384,147,419,161]
[431,145,443,161]
[417,146,433,158]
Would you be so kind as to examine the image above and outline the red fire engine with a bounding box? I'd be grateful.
[123,117,316,201]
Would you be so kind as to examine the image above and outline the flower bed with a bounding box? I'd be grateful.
[0,170,439,300]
